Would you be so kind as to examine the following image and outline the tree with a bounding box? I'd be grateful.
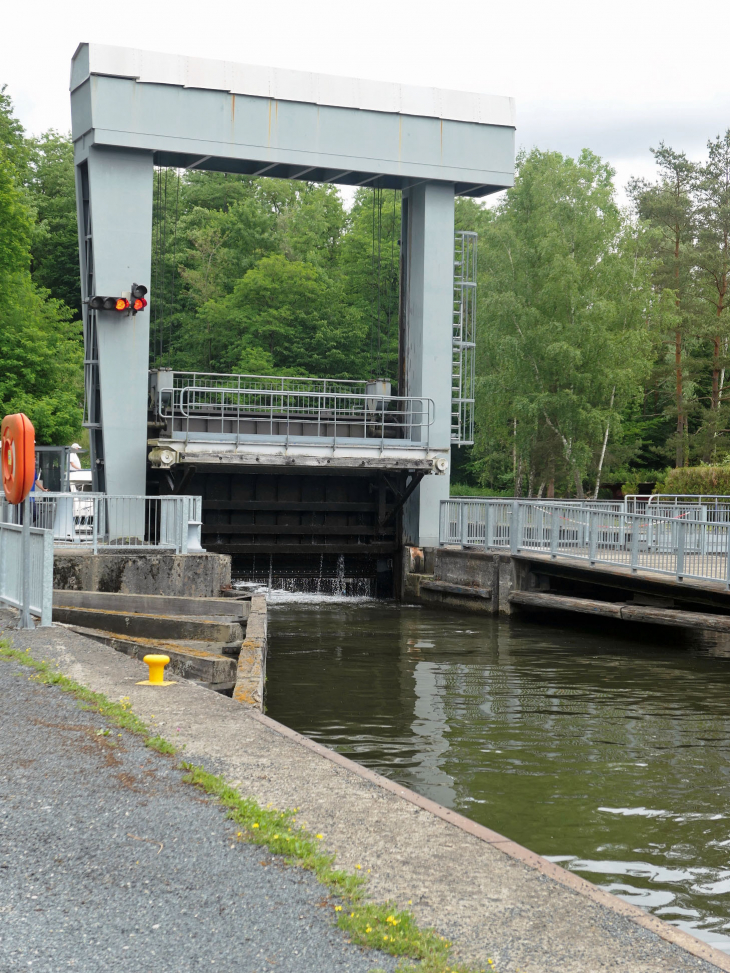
[630,145,698,467]
[26,131,81,317]
[473,149,655,497]
[0,154,82,443]
[694,131,730,459]
[339,188,400,382]
[200,254,367,377]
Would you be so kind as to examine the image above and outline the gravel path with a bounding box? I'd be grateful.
[0,657,396,973]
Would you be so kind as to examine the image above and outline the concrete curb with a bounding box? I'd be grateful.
[247,709,730,973]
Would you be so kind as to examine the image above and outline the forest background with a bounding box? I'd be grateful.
[1,85,729,498]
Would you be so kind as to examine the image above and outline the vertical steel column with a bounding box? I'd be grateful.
[75,145,153,499]
[401,183,455,548]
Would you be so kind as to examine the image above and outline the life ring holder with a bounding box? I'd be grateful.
[1,413,36,505]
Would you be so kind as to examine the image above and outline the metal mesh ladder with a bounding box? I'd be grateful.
[452,231,477,445]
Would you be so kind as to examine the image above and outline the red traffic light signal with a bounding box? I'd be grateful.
[131,283,148,313]
[88,295,130,312]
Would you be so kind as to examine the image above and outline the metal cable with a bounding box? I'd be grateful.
[386,189,397,379]
[376,186,383,377]
[168,169,181,368]
[152,168,161,367]
[370,188,376,376]
[159,169,169,363]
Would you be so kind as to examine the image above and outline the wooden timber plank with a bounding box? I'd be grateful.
[421,580,492,599]
[509,591,623,618]
[510,590,730,631]
[620,605,730,631]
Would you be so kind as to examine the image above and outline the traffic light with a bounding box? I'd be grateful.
[87,284,147,314]
[88,295,129,312]
[131,283,148,313]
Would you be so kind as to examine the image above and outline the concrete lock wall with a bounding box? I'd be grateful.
[53,552,231,598]
[403,545,517,614]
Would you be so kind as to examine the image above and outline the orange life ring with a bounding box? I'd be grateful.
[1,413,36,505]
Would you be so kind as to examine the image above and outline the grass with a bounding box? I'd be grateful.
[0,638,490,973]
[449,483,505,498]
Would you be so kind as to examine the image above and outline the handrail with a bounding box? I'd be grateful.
[158,385,435,446]
[439,497,730,589]
[2,494,203,555]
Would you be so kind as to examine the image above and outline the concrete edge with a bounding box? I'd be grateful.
[233,594,268,710]
[247,708,730,973]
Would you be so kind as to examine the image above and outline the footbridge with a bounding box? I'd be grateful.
[433,496,730,628]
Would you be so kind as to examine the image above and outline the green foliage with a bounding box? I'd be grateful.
[473,148,656,497]
[0,149,82,443]
[26,130,81,317]
[0,92,83,443]
[659,464,730,496]
[190,254,365,377]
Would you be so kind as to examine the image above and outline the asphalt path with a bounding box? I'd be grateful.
[0,659,396,973]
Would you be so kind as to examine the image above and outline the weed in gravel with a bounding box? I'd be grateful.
[0,643,177,754]
[181,764,488,973]
[145,735,177,755]
[180,763,364,900]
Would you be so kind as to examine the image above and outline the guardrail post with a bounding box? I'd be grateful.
[588,510,597,565]
[19,497,34,629]
[40,528,53,627]
[0,523,6,606]
[485,502,493,549]
[630,514,640,573]
[550,507,558,558]
[459,501,467,547]
[676,520,685,580]
[725,525,730,590]
[92,497,98,554]
[510,501,520,554]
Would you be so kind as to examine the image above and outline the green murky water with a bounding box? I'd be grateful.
[265,595,730,953]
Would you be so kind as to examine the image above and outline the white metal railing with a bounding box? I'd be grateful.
[440,497,730,588]
[625,494,730,523]
[1,495,202,555]
[158,385,435,447]
[0,520,53,626]
[166,370,369,396]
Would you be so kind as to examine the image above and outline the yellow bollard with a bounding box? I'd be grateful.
[136,654,175,686]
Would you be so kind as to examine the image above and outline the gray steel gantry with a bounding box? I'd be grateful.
[70,43,514,548]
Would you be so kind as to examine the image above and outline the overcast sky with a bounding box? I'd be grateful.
[4,0,729,203]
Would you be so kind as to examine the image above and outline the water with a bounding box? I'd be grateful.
[266,598,730,953]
